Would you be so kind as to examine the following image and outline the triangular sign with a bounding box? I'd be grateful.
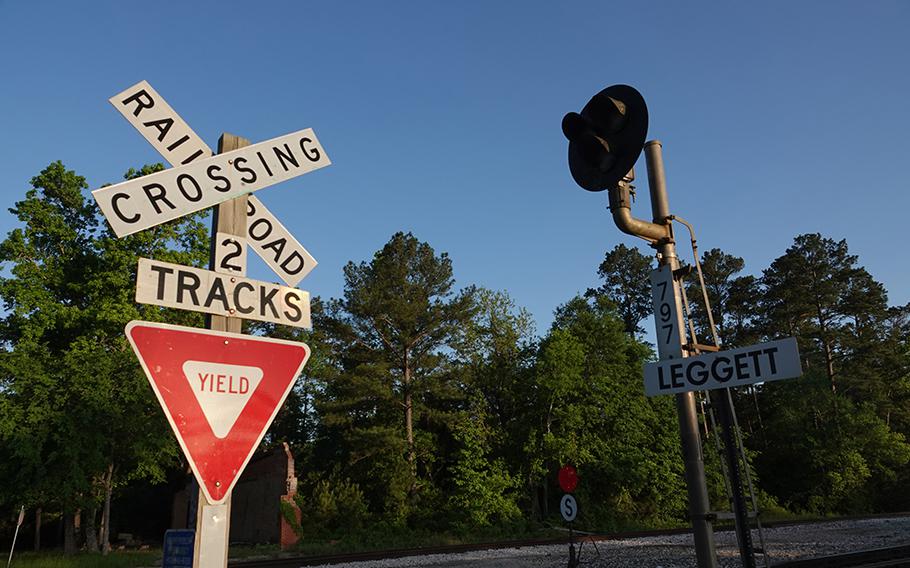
[125,320,310,505]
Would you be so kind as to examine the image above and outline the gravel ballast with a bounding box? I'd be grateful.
[309,516,910,568]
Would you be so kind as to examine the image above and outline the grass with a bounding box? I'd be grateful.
[284,522,566,558]
[7,550,159,568]
[11,512,886,567]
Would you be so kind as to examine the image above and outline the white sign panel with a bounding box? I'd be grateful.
[247,196,316,287]
[135,258,311,329]
[93,128,330,237]
[213,233,247,276]
[182,360,263,438]
[108,81,319,285]
[643,337,802,397]
[650,266,686,359]
[110,80,211,167]
[560,494,578,522]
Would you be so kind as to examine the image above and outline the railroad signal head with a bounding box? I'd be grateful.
[562,84,649,192]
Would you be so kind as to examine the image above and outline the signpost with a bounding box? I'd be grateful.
[6,506,24,568]
[563,84,804,568]
[110,80,211,167]
[559,494,577,522]
[650,265,685,359]
[162,529,195,568]
[94,80,331,567]
[245,195,317,286]
[558,464,578,494]
[558,465,580,568]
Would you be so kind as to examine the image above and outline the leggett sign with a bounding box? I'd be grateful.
[643,337,801,396]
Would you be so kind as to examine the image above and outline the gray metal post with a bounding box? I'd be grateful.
[715,389,756,568]
[644,141,718,568]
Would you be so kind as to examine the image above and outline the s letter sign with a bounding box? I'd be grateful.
[643,337,801,396]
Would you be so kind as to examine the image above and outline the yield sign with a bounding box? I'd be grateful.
[125,320,310,505]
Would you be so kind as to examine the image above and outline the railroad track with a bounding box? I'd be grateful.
[231,542,910,568]
[228,516,910,568]
[228,537,570,568]
[772,544,910,567]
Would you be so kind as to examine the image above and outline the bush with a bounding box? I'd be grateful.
[292,477,370,537]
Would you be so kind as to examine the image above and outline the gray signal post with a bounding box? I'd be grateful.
[564,85,803,568]
[562,86,717,568]
[639,142,717,568]
[193,133,250,568]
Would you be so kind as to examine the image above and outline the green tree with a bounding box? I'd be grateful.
[759,233,888,393]
[685,248,759,348]
[587,244,653,337]
[754,374,910,513]
[447,395,522,530]
[0,162,208,553]
[527,296,686,528]
[450,289,536,524]
[455,290,536,461]
[312,232,476,520]
[749,233,910,513]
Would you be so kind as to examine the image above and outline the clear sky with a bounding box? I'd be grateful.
[1,1,908,337]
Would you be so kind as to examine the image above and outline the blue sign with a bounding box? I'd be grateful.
[163,529,195,568]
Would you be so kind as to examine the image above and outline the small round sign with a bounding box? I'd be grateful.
[558,465,578,493]
[560,494,578,522]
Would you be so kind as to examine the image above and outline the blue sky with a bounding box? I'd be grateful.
[1,1,908,336]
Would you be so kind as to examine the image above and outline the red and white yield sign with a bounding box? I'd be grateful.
[126,320,310,505]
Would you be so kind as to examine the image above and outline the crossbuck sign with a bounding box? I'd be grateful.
[103,80,320,287]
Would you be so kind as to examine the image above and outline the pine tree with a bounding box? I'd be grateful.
[313,232,476,518]
[587,244,653,337]
[685,248,759,347]
[759,233,887,393]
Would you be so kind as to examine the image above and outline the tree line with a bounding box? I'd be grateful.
[0,162,908,553]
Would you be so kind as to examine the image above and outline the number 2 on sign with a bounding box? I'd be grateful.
[214,233,248,276]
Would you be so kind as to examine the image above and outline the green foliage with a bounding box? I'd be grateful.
[447,399,521,530]
[755,374,910,513]
[310,232,477,523]
[8,551,158,568]
[528,296,687,528]
[759,233,888,392]
[293,477,370,537]
[3,158,909,546]
[0,161,208,550]
[587,243,653,336]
